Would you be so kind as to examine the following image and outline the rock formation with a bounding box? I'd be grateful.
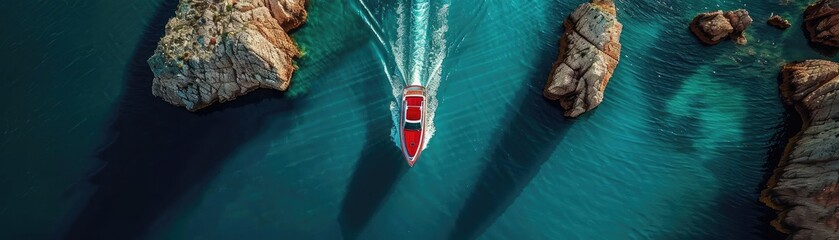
[725,9,753,45]
[543,0,622,118]
[148,0,308,111]
[804,0,839,49]
[689,9,753,45]
[768,14,792,30]
[765,60,839,240]
[690,11,733,44]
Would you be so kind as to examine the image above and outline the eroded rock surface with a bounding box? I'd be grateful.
[148,0,307,111]
[768,14,792,30]
[544,0,622,118]
[805,0,839,49]
[766,60,839,240]
[725,9,753,45]
[689,9,753,45]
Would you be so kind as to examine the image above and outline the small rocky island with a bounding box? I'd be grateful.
[804,0,839,49]
[148,0,308,111]
[767,14,791,30]
[543,0,622,118]
[689,9,753,45]
[765,60,839,239]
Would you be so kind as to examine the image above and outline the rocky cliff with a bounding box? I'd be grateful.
[543,0,622,118]
[148,0,307,111]
[805,0,839,49]
[765,60,839,240]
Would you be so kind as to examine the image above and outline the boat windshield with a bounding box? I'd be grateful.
[404,122,422,130]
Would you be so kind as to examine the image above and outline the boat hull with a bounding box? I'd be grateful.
[400,86,426,167]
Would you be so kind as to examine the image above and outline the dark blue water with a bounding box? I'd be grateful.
[1,0,838,239]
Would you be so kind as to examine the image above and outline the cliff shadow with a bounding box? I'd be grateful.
[62,0,300,239]
[690,62,793,240]
[337,73,408,239]
[753,73,804,240]
[446,79,573,240]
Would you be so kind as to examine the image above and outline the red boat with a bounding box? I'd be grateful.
[400,85,426,167]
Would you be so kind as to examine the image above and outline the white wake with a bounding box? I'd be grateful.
[357,0,451,151]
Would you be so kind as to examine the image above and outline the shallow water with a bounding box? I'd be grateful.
[1,0,838,239]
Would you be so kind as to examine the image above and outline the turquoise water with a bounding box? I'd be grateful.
[2,0,839,239]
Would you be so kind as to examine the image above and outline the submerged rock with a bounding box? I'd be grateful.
[544,0,622,118]
[689,9,753,45]
[148,0,308,111]
[767,14,792,30]
[765,60,839,240]
[804,0,839,49]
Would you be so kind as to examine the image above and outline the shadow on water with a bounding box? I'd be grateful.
[634,14,787,238]
[62,1,299,239]
[337,73,408,239]
[447,88,572,240]
[757,82,801,240]
[447,2,574,235]
[754,68,806,240]
[693,59,790,240]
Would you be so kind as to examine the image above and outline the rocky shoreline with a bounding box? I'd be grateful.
[148,0,308,111]
[543,0,622,118]
[764,60,839,240]
[760,1,839,239]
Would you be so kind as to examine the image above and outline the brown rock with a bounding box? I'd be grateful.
[765,60,839,240]
[768,14,792,30]
[148,0,308,111]
[543,0,622,118]
[689,9,752,45]
[725,9,753,45]
[690,11,733,45]
[265,0,308,30]
[804,0,839,49]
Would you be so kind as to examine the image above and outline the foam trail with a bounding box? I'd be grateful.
[392,1,407,83]
[420,3,450,150]
[409,0,430,86]
[355,0,390,57]
[355,0,403,96]
[356,0,451,153]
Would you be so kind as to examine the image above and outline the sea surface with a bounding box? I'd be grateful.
[2,0,839,239]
